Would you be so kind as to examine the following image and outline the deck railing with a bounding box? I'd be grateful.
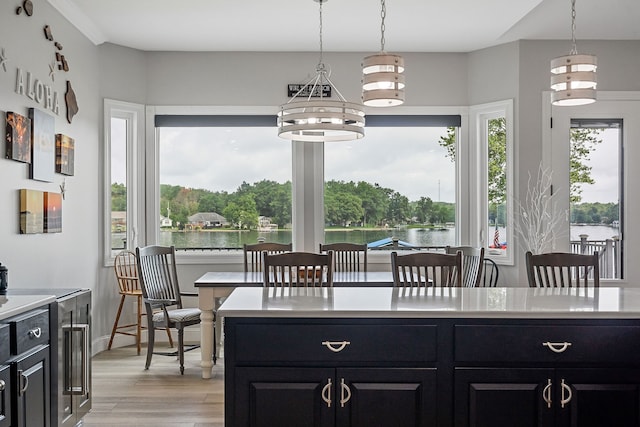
[570,235,622,279]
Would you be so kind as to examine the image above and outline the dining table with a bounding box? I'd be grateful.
[194,270,395,378]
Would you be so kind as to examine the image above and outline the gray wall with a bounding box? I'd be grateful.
[2,2,640,351]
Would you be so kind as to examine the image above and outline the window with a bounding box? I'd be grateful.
[103,99,144,264]
[569,119,623,279]
[324,117,460,250]
[154,117,291,251]
[470,100,514,264]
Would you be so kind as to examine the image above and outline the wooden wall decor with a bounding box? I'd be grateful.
[65,81,78,124]
[6,111,32,163]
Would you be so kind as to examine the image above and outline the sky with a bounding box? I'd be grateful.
[112,122,618,205]
[157,126,456,203]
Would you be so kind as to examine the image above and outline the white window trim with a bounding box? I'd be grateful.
[469,99,514,265]
[103,99,145,266]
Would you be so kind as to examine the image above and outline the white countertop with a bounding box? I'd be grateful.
[218,286,640,319]
[0,294,56,321]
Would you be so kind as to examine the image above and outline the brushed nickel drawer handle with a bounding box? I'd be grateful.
[321,378,332,408]
[322,341,351,352]
[543,341,572,353]
[560,379,572,408]
[543,379,552,408]
[0,379,5,391]
[340,378,351,408]
[28,327,42,338]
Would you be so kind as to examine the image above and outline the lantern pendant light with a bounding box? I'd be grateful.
[278,0,365,142]
[550,0,597,106]
[362,0,405,107]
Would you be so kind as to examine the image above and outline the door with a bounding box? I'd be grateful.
[235,367,335,427]
[557,368,640,427]
[548,94,640,280]
[13,345,50,427]
[0,364,10,427]
[336,368,438,427]
[454,367,555,427]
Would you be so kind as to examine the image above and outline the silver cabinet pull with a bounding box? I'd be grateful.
[543,342,572,353]
[321,378,332,408]
[340,378,352,408]
[322,341,351,352]
[560,379,572,408]
[543,379,552,408]
[0,379,5,391]
[28,327,42,338]
[18,370,29,396]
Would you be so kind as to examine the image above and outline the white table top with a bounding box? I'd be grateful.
[0,294,56,321]
[218,286,640,319]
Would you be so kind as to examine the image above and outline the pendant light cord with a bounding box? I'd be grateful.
[570,0,578,55]
[380,0,386,52]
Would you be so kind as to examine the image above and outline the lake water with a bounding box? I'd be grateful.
[138,224,620,250]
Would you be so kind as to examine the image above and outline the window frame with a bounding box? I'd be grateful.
[469,100,514,265]
[103,99,145,266]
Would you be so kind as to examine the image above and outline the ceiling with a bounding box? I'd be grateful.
[48,0,640,53]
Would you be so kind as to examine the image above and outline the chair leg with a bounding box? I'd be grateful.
[144,309,155,370]
[107,295,126,350]
[136,295,143,355]
[213,323,217,365]
[165,326,174,348]
[178,327,185,375]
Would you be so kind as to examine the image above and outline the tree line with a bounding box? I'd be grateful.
[112,181,455,230]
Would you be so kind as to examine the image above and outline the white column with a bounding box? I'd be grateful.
[292,140,324,252]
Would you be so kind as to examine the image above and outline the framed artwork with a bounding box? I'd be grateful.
[6,111,32,163]
[44,192,62,233]
[20,189,44,234]
[55,133,74,175]
[29,108,55,182]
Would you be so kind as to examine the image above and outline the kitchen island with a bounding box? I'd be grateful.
[219,286,640,427]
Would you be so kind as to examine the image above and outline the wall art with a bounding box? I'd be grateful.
[5,111,31,163]
[19,189,43,234]
[55,133,74,175]
[29,107,55,182]
[44,192,62,233]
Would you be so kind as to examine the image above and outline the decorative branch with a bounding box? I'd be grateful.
[513,163,566,254]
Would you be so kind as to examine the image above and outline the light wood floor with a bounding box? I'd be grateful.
[82,345,224,426]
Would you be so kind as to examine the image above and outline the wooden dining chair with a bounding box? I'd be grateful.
[263,251,334,287]
[480,258,499,287]
[136,245,215,374]
[526,251,600,288]
[391,251,462,288]
[320,242,368,272]
[445,246,484,287]
[109,250,173,355]
[243,242,292,272]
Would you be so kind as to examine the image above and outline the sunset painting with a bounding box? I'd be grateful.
[56,133,75,175]
[20,189,44,234]
[44,192,62,233]
[6,111,32,163]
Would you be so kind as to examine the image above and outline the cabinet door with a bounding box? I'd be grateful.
[235,367,335,427]
[455,368,555,427]
[0,364,10,427]
[557,368,640,427]
[336,368,437,427]
[13,345,50,427]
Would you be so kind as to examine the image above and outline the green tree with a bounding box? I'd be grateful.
[387,192,410,224]
[414,196,434,223]
[355,181,390,226]
[325,192,364,226]
[570,128,603,203]
[222,194,258,229]
[111,183,126,211]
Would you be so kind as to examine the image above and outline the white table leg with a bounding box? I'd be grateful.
[198,287,215,379]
